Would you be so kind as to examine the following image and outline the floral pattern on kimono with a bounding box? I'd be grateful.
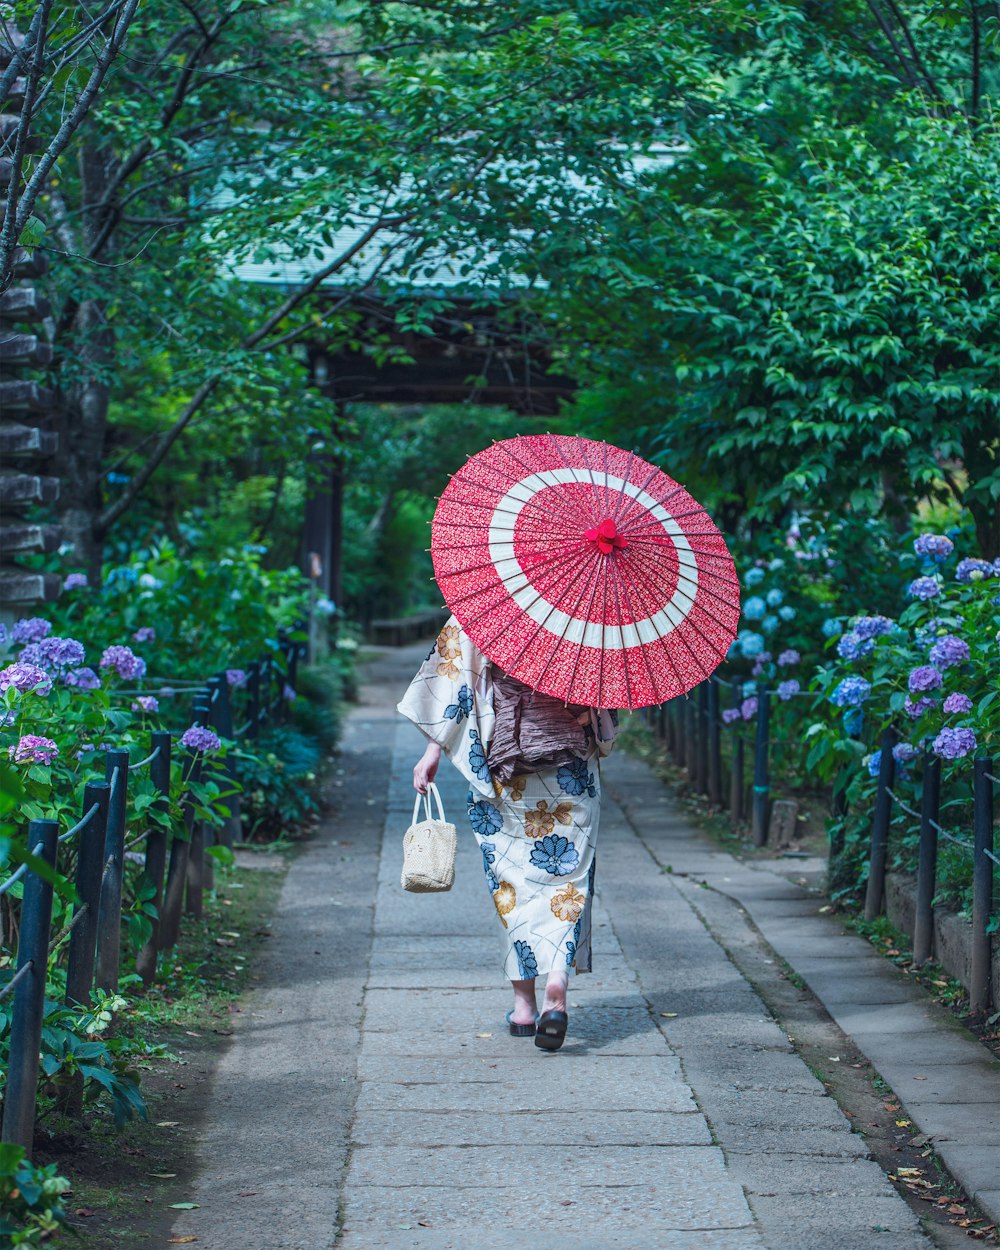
[397,617,617,979]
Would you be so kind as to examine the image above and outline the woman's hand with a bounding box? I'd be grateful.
[413,742,442,794]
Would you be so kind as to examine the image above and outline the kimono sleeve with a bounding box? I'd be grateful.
[396,617,497,796]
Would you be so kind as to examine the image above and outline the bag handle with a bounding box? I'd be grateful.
[411,781,446,825]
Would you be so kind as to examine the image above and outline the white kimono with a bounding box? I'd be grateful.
[398,618,617,980]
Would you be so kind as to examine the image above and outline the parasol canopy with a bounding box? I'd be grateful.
[431,434,740,709]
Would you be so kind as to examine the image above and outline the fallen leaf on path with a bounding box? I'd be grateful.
[237,1192,257,1197]
[476,1033,493,1038]
[168,1238,198,1244]
[948,1204,967,1215]
[156,1121,180,1127]
[660,1012,678,1018]
[897,1168,923,1177]
[74,1208,96,1217]
[913,1075,928,1080]
[560,1200,574,1206]
[418,1221,432,1227]
[169,1203,200,1210]
[148,1172,176,1179]
[215,938,235,947]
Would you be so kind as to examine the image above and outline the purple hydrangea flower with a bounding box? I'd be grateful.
[777,679,800,701]
[283,684,296,702]
[837,632,874,661]
[133,627,156,644]
[743,596,767,621]
[9,734,59,764]
[893,743,920,764]
[99,645,147,681]
[852,615,894,640]
[180,725,221,753]
[777,649,800,667]
[955,558,994,584]
[63,572,89,591]
[929,635,969,669]
[64,667,101,690]
[721,708,741,725]
[11,617,51,644]
[226,669,247,688]
[132,695,159,713]
[741,697,758,720]
[908,665,942,694]
[904,695,934,719]
[913,534,954,562]
[907,577,941,601]
[932,727,977,759]
[942,692,973,715]
[0,662,52,695]
[830,677,871,708]
[20,636,86,672]
[842,707,864,736]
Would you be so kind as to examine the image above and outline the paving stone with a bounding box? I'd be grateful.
[337,1229,767,1250]
[350,1108,714,1147]
[872,1059,1000,1104]
[746,1194,922,1237]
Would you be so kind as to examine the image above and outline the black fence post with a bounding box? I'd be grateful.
[864,729,896,921]
[913,753,941,966]
[684,696,696,779]
[729,678,744,825]
[707,680,722,808]
[159,751,193,951]
[971,756,995,1013]
[1,819,58,1154]
[695,683,708,794]
[95,750,129,993]
[246,661,261,742]
[751,686,771,847]
[209,674,241,849]
[65,782,110,1007]
[186,693,211,915]
[136,732,172,986]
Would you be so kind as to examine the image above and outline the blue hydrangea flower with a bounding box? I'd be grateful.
[468,799,502,836]
[743,596,766,621]
[468,729,490,780]
[955,558,994,583]
[741,680,757,698]
[866,751,883,779]
[928,636,969,669]
[842,707,864,736]
[765,588,783,607]
[777,679,800,701]
[480,841,499,892]
[893,743,920,764]
[777,649,800,667]
[514,940,538,979]
[908,576,941,600]
[778,605,796,621]
[557,757,595,797]
[530,834,580,876]
[739,631,765,658]
[852,615,894,640]
[768,558,785,571]
[830,677,871,708]
[444,684,474,723]
[913,534,954,562]
[822,618,842,639]
[744,568,766,586]
[761,614,779,635]
[837,632,874,661]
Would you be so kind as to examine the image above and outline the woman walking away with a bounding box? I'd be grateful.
[398,619,617,1051]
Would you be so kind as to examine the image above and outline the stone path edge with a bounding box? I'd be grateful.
[607,757,1000,1230]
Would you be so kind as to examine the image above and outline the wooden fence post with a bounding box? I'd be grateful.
[95,750,129,993]
[864,729,896,921]
[695,683,708,794]
[971,756,995,1013]
[136,732,172,985]
[684,697,696,779]
[159,753,193,951]
[1,820,58,1154]
[751,686,771,847]
[912,753,941,966]
[186,693,211,916]
[65,782,110,1006]
[209,674,241,849]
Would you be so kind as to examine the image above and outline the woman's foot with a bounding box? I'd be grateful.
[535,971,570,1050]
[508,977,537,1030]
[542,970,568,1015]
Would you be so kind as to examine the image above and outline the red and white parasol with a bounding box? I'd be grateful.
[431,434,740,709]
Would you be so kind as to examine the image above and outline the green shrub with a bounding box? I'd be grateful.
[0,1144,71,1248]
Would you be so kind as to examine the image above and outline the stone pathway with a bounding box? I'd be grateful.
[171,642,997,1250]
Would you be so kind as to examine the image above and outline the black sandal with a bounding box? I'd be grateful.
[506,1010,537,1037]
[534,1009,568,1051]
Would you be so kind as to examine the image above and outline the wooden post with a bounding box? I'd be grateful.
[209,674,241,848]
[970,757,995,1012]
[912,754,941,966]
[729,678,744,825]
[65,782,110,1006]
[1,820,58,1154]
[136,732,172,985]
[695,683,708,794]
[684,697,696,778]
[707,680,722,808]
[751,687,771,847]
[158,757,193,952]
[864,729,896,921]
[186,693,211,915]
[95,750,129,993]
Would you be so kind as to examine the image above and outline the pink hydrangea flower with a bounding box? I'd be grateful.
[9,735,59,764]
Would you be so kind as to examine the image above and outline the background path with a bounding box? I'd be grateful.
[171,642,955,1249]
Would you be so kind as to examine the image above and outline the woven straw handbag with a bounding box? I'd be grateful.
[401,782,457,893]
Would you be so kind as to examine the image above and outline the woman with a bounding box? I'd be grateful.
[398,616,617,1051]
